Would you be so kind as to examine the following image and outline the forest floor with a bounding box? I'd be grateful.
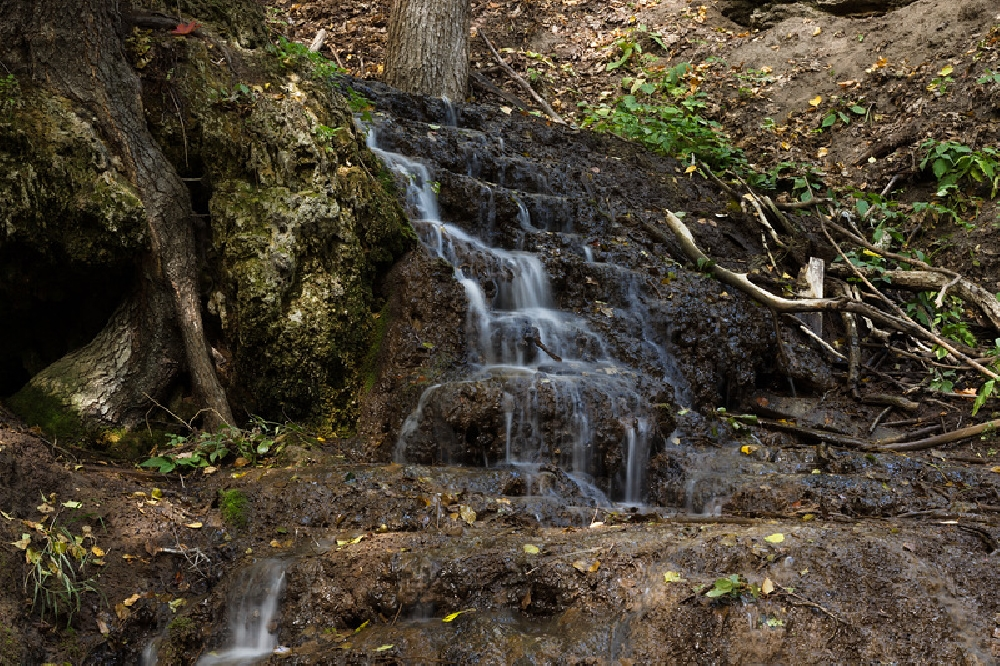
[3,0,1000,663]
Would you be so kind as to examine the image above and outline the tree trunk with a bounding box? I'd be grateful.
[0,0,234,428]
[384,0,470,101]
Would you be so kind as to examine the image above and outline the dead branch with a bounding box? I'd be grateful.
[784,314,846,363]
[658,209,1000,382]
[874,418,1000,452]
[827,263,1000,332]
[479,31,567,125]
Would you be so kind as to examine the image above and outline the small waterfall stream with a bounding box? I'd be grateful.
[367,119,684,504]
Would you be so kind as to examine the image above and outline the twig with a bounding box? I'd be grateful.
[771,309,796,397]
[659,210,1000,382]
[839,284,861,398]
[869,406,892,434]
[784,314,846,363]
[780,590,851,625]
[479,31,566,125]
[471,72,528,110]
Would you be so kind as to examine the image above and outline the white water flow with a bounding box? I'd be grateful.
[196,560,287,666]
[368,123,669,504]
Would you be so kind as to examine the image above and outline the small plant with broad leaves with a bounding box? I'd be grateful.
[268,36,345,79]
[140,416,301,474]
[920,139,1000,200]
[703,574,760,602]
[579,62,744,170]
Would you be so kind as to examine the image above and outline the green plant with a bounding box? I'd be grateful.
[704,574,760,602]
[905,292,976,349]
[8,496,103,625]
[920,139,1000,199]
[819,100,868,131]
[579,62,744,170]
[927,65,954,95]
[140,417,293,474]
[978,68,1000,85]
[605,24,667,71]
[269,36,345,79]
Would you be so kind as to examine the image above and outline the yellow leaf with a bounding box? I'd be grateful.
[740,445,758,455]
[812,27,821,36]
[442,609,475,622]
[122,593,142,607]
[761,577,775,595]
[91,546,105,557]
[150,488,163,500]
[685,165,698,174]
[664,571,687,583]
[861,249,881,258]
[524,544,540,554]
[184,522,203,529]
[990,466,1000,473]
[270,539,282,548]
[459,505,477,525]
[939,65,953,76]
[780,141,790,150]
[809,95,822,107]
[764,533,785,543]
[816,147,828,158]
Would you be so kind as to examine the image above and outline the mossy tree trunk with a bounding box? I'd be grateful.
[384,0,471,101]
[0,0,234,428]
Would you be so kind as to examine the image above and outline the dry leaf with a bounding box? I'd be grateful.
[524,544,540,554]
[761,577,775,595]
[740,445,758,455]
[809,95,822,107]
[184,522,203,529]
[764,533,785,544]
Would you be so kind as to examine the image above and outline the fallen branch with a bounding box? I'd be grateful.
[874,418,1000,452]
[659,208,999,382]
[827,263,1000,332]
[479,31,567,125]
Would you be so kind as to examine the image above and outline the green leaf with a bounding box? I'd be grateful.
[973,379,995,416]
[850,105,866,114]
[821,113,837,128]
[140,457,176,474]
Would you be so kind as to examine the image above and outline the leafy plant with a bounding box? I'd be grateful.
[705,574,759,601]
[927,65,954,95]
[606,24,667,71]
[978,68,1000,85]
[269,36,345,79]
[819,99,868,131]
[140,416,295,474]
[579,62,744,170]
[920,139,1000,199]
[8,496,104,625]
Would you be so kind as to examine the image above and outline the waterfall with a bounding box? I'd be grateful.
[365,118,680,503]
[196,559,287,665]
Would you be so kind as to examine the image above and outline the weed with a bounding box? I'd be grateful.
[703,574,760,602]
[978,68,1000,85]
[819,99,868,131]
[927,65,954,96]
[606,24,668,71]
[269,36,345,80]
[139,416,295,474]
[920,139,1000,199]
[579,62,744,170]
[8,495,104,625]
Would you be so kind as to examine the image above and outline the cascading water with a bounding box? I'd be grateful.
[366,117,684,504]
[197,559,287,665]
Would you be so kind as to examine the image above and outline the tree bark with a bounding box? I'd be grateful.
[384,0,470,101]
[0,0,234,428]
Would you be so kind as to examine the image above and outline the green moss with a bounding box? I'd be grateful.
[361,300,392,396]
[0,624,21,664]
[6,384,87,441]
[219,489,248,528]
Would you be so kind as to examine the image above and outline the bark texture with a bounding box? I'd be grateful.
[384,0,471,101]
[0,0,234,427]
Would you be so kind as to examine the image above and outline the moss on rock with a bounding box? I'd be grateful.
[140,35,414,430]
